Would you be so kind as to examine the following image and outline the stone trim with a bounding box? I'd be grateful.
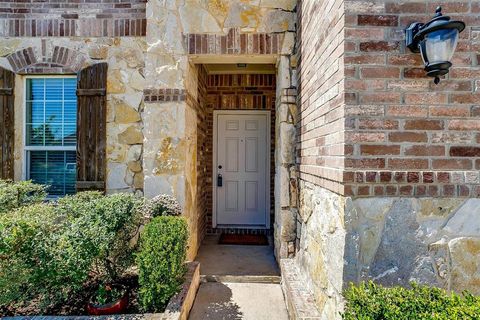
[143,88,186,103]
[184,28,284,55]
[7,45,87,73]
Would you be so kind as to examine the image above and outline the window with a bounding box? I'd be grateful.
[25,77,77,197]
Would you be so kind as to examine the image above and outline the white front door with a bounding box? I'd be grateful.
[214,111,270,227]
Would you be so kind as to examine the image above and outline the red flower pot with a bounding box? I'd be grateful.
[86,291,129,315]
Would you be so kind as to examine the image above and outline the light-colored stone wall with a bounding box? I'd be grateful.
[3,37,146,195]
[345,197,480,295]
[296,182,346,319]
[296,185,480,319]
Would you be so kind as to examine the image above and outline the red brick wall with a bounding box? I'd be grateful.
[343,0,480,197]
[202,74,276,232]
[0,0,146,37]
[297,0,346,195]
[193,65,209,244]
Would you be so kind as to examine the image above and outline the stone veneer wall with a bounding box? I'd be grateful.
[2,37,146,196]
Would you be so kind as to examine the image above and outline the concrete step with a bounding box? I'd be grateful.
[200,274,281,284]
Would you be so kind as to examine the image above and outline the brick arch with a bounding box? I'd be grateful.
[6,45,90,74]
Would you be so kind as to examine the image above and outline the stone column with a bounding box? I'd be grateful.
[143,0,198,260]
[274,52,299,259]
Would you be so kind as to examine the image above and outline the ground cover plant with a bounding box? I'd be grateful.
[342,281,480,320]
[0,180,188,316]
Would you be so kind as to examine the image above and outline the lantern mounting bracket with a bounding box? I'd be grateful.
[405,6,466,84]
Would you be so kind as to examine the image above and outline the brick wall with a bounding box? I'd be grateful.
[297,0,346,195]
[343,0,480,197]
[203,73,276,233]
[0,0,146,37]
[195,65,209,243]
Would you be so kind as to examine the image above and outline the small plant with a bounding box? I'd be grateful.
[342,281,480,320]
[91,284,126,305]
[144,194,182,218]
[136,216,188,312]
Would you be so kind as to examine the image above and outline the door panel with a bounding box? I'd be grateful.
[216,113,268,226]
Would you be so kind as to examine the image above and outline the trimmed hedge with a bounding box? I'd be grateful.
[342,281,480,320]
[136,216,188,312]
[0,192,142,311]
[0,180,47,214]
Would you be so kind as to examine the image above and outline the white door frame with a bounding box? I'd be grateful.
[212,110,271,229]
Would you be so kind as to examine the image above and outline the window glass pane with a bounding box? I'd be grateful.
[44,123,63,146]
[64,78,77,101]
[28,151,76,197]
[63,123,77,146]
[64,101,77,123]
[26,123,45,145]
[26,101,44,125]
[29,151,47,184]
[45,78,63,101]
[26,79,44,101]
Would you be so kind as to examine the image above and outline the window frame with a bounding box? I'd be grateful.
[23,75,78,196]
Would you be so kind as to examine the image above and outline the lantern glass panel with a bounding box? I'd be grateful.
[421,28,459,64]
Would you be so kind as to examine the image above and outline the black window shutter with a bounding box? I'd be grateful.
[76,63,107,191]
[0,67,15,180]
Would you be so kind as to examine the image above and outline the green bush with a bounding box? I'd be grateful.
[342,281,480,320]
[0,180,47,214]
[0,192,142,311]
[144,194,182,217]
[136,216,188,312]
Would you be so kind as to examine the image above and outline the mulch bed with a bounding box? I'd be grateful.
[218,233,269,246]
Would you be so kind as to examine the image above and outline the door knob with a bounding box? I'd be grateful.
[217,174,223,187]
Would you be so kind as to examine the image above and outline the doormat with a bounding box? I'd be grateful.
[219,233,269,246]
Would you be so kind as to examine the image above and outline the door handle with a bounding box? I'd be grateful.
[217,174,223,187]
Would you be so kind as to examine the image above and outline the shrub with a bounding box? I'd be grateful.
[342,281,480,320]
[0,180,47,214]
[0,192,143,311]
[0,203,58,306]
[144,194,182,218]
[136,216,188,312]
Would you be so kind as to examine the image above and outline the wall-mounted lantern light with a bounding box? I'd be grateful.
[406,7,465,84]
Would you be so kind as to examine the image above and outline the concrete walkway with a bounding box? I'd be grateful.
[195,235,280,277]
[189,236,289,320]
[189,282,288,320]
